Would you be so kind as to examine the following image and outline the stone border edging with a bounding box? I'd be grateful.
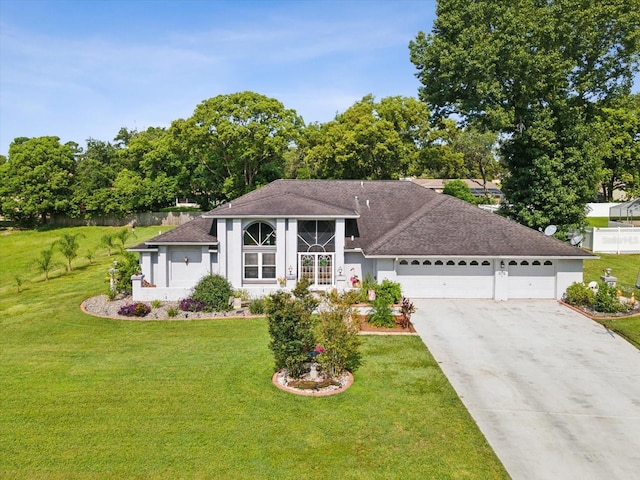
[559,300,640,321]
[272,370,354,397]
[80,300,263,322]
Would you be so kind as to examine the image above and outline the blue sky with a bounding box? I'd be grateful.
[0,0,435,156]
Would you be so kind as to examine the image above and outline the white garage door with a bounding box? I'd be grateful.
[507,260,556,298]
[396,259,494,298]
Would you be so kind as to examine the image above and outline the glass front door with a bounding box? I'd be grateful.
[299,253,333,286]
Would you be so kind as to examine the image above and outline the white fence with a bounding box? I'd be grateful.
[583,226,640,254]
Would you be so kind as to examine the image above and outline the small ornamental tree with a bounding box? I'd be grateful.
[57,232,84,272]
[34,245,62,281]
[266,290,315,378]
[315,297,361,377]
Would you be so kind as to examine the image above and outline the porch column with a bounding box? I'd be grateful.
[335,219,346,283]
[286,219,298,282]
[276,218,287,281]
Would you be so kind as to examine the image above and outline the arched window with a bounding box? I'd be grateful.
[481,260,491,266]
[411,260,420,265]
[470,260,479,266]
[458,260,467,266]
[399,260,408,265]
[521,260,529,266]
[446,260,455,265]
[532,260,541,265]
[544,260,553,265]
[435,260,444,265]
[423,260,431,265]
[509,260,517,266]
[243,222,276,280]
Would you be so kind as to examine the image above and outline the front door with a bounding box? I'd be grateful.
[299,253,334,286]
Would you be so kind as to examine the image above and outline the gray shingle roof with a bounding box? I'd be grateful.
[137,179,593,258]
[130,215,217,250]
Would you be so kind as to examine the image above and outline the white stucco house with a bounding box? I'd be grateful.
[129,179,594,302]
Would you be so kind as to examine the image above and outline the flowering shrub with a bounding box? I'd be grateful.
[118,302,151,317]
[179,298,210,312]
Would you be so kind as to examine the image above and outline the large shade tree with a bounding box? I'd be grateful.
[301,94,445,180]
[0,136,77,224]
[595,94,640,200]
[175,91,303,203]
[410,0,640,230]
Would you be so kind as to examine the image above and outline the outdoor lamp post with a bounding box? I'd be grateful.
[108,260,119,293]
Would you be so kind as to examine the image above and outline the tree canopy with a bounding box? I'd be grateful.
[410,0,640,230]
[0,136,76,224]
[176,91,303,202]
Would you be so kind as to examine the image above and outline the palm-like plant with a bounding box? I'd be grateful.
[58,232,84,272]
[34,245,62,281]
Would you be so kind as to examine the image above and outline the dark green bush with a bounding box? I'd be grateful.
[292,277,319,313]
[563,282,595,307]
[266,291,315,378]
[116,251,141,294]
[191,274,233,312]
[375,279,402,304]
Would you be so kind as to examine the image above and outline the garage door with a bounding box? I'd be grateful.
[396,259,494,298]
[507,260,556,298]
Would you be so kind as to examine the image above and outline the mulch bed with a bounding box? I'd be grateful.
[357,315,417,334]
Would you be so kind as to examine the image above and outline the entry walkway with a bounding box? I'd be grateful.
[411,299,640,480]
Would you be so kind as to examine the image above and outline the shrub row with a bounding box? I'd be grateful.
[563,281,632,314]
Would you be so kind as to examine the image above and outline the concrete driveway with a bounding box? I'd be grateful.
[411,299,640,480]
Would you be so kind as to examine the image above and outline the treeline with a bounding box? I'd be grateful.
[0,92,501,225]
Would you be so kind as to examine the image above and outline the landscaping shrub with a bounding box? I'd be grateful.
[563,282,595,307]
[315,297,361,376]
[375,279,402,304]
[249,297,266,315]
[166,306,179,318]
[266,290,315,378]
[115,251,141,294]
[594,282,629,313]
[367,297,396,328]
[399,296,416,329]
[191,274,233,311]
[179,298,209,312]
[292,277,319,313]
[151,299,162,309]
[118,302,151,317]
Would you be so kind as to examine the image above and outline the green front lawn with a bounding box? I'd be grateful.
[0,226,508,479]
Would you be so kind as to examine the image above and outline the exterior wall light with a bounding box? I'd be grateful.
[184,256,189,265]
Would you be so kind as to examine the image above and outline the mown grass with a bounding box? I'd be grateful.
[582,252,640,347]
[586,217,610,228]
[0,226,508,479]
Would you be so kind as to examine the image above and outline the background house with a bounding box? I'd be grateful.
[413,178,503,201]
[130,179,592,301]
